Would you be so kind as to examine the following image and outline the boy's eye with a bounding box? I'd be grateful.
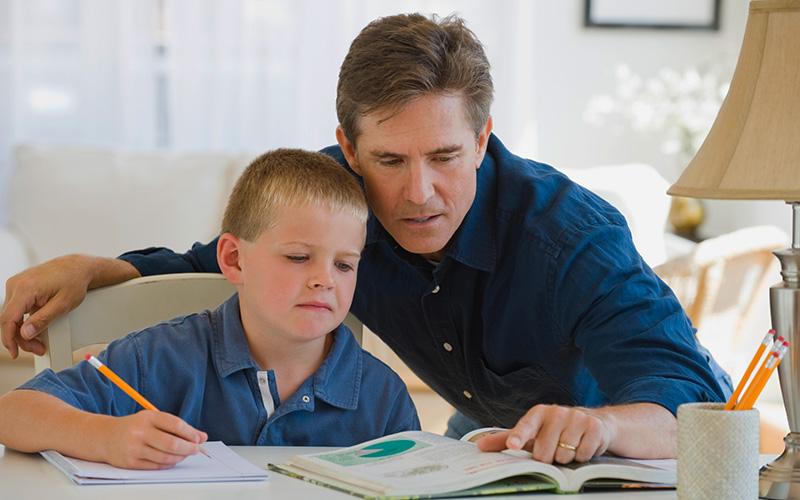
[336,262,355,272]
[286,255,308,263]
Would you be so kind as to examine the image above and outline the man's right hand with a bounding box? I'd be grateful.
[0,255,140,358]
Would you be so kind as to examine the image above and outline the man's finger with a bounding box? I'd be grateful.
[15,335,46,356]
[506,406,546,450]
[20,291,77,340]
[475,431,513,451]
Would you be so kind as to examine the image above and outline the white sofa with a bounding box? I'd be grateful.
[0,145,676,303]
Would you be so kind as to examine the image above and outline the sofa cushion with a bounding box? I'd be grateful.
[9,145,242,264]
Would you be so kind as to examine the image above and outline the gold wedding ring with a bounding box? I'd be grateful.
[557,441,577,451]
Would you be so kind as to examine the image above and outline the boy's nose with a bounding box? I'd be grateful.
[308,268,335,289]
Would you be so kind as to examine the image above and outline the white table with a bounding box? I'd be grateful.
[0,444,764,499]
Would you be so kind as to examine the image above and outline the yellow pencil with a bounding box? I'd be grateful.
[85,354,211,458]
[725,329,775,410]
[738,340,789,411]
[736,337,783,410]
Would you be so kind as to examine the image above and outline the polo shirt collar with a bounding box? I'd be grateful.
[212,294,361,410]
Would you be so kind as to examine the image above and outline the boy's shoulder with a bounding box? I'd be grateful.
[117,309,216,364]
[358,347,409,390]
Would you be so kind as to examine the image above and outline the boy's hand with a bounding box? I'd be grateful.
[98,410,208,469]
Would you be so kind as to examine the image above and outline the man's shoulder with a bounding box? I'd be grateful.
[486,136,628,249]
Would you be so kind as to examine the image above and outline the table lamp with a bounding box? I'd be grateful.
[667,1,800,497]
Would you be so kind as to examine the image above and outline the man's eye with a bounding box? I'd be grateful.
[286,255,308,262]
[434,155,455,163]
[379,158,402,167]
[336,262,355,272]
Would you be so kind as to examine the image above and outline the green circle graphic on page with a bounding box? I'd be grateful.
[358,439,416,458]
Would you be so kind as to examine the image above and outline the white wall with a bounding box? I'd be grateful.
[495,0,790,239]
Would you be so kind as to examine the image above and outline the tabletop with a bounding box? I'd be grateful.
[0,444,753,500]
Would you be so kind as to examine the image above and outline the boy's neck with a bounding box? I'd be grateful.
[238,302,334,400]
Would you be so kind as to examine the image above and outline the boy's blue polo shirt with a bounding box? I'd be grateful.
[18,295,420,446]
[119,134,732,429]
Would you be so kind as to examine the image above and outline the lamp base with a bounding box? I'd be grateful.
[759,433,800,499]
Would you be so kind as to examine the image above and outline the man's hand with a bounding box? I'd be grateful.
[98,411,208,470]
[476,404,613,464]
[476,402,676,464]
[1,255,140,358]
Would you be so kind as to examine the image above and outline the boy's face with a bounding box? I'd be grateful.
[337,93,491,261]
[234,203,364,344]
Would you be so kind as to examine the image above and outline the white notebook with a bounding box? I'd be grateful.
[41,441,268,485]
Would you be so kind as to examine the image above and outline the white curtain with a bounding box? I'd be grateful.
[0,0,537,221]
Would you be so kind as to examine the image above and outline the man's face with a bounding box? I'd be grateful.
[337,93,492,261]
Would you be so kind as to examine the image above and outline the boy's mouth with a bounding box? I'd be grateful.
[296,301,333,312]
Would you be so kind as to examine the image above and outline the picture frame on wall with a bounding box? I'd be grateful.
[585,0,721,31]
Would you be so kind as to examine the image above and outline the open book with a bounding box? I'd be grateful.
[41,441,268,485]
[269,430,675,497]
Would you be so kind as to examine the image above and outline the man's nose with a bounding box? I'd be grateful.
[404,162,434,205]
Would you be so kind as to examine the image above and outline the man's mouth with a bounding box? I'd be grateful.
[403,214,441,224]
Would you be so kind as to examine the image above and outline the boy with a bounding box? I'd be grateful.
[0,149,420,470]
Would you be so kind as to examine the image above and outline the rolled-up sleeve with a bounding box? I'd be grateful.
[118,238,221,276]
[552,221,728,415]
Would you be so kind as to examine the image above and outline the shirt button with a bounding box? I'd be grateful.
[302,395,310,403]
[443,342,453,352]
[463,390,473,399]
[432,285,440,294]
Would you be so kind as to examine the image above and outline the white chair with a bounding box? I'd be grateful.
[34,273,365,373]
[34,274,235,373]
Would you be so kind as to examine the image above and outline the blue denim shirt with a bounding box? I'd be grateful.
[120,134,731,428]
[19,294,420,445]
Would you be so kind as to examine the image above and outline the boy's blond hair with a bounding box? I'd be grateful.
[222,148,368,242]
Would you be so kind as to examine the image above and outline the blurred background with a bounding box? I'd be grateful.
[0,0,790,448]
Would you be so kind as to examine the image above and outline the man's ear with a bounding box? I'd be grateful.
[336,125,362,176]
[475,116,493,170]
[217,233,244,285]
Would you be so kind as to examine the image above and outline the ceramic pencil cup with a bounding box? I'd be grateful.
[677,402,759,500]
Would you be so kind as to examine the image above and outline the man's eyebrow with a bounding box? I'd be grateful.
[368,144,463,158]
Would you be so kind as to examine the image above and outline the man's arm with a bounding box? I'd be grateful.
[0,390,206,469]
[1,255,139,358]
[1,238,221,357]
[477,402,675,463]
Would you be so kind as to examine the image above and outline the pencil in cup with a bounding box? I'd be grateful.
[737,340,790,411]
[735,338,784,410]
[84,354,211,458]
[724,329,775,410]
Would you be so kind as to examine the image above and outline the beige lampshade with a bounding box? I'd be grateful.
[668,0,800,201]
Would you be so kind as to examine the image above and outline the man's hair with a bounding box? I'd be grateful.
[222,148,368,242]
[336,13,493,143]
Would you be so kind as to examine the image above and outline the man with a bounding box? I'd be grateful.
[1,13,730,465]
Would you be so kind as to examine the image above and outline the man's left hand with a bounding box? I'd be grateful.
[476,404,615,464]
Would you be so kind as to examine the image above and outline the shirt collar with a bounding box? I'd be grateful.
[212,294,361,410]
[364,134,501,272]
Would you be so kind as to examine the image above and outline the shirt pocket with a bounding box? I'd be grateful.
[474,358,577,428]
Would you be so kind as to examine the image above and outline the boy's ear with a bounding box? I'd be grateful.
[336,125,361,176]
[217,233,244,285]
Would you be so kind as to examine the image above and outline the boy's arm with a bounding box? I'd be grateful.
[0,390,207,469]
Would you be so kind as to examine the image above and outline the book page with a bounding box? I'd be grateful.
[41,441,268,484]
[291,431,561,496]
